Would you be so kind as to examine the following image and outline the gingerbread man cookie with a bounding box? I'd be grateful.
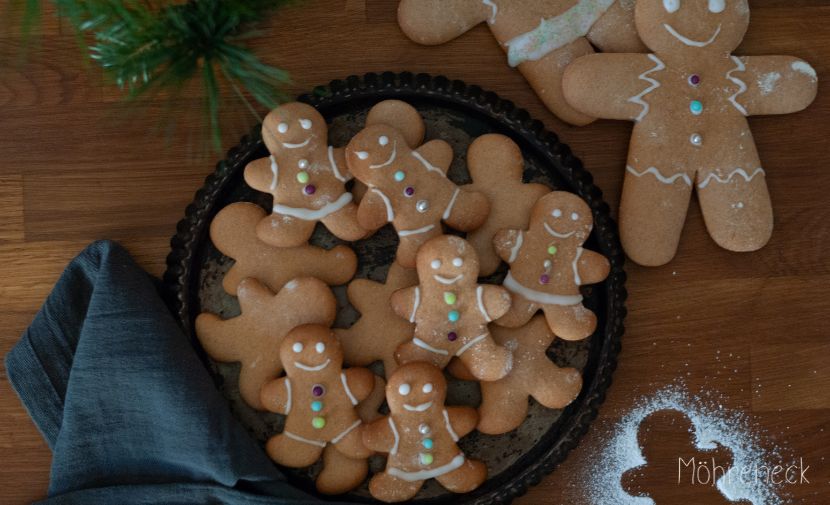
[346,124,490,268]
[245,102,368,247]
[335,262,419,378]
[448,316,583,435]
[494,192,610,341]
[210,202,357,295]
[397,0,644,125]
[391,235,513,381]
[362,362,486,502]
[462,134,550,276]
[563,0,818,266]
[195,277,336,410]
[260,324,375,494]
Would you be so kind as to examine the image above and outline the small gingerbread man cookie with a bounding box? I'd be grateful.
[362,362,486,502]
[195,277,336,410]
[391,235,513,381]
[335,262,419,378]
[346,124,490,268]
[462,134,550,276]
[449,315,583,435]
[563,0,818,265]
[246,102,368,248]
[494,192,610,341]
[260,324,375,493]
[210,202,357,295]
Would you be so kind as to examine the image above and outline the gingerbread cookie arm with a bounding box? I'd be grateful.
[736,56,818,116]
[390,286,420,323]
[362,416,396,454]
[397,0,489,46]
[260,377,291,415]
[445,406,478,439]
[413,139,453,175]
[586,0,645,53]
[479,285,512,322]
[343,367,377,404]
[193,313,243,363]
[576,249,611,286]
[563,53,663,122]
[492,229,522,263]
[242,157,275,194]
[357,189,393,231]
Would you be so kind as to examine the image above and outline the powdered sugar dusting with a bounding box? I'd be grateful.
[586,384,784,505]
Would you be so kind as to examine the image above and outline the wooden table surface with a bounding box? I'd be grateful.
[2,1,828,504]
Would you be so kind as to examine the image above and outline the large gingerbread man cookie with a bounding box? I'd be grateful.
[195,277,336,410]
[462,134,550,276]
[210,202,357,294]
[563,0,818,266]
[335,262,419,379]
[391,235,513,381]
[362,362,486,502]
[346,124,490,268]
[494,192,610,340]
[260,324,375,494]
[398,0,644,125]
[448,316,583,435]
[245,102,368,247]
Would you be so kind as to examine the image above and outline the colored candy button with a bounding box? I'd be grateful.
[419,423,431,435]
[422,438,434,450]
[444,292,457,305]
[419,453,434,465]
[448,310,460,323]
[689,74,701,86]
[304,184,316,195]
[547,245,558,255]
[311,401,323,412]
[296,171,309,184]
[447,331,458,342]
[312,384,325,397]
[394,170,406,182]
[312,416,326,429]
[690,100,703,115]
[539,274,550,285]
[404,186,415,197]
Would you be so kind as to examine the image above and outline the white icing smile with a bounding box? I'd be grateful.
[370,141,397,169]
[663,23,721,47]
[403,401,433,412]
[294,359,331,372]
[544,222,575,239]
[433,274,463,285]
[282,137,312,149]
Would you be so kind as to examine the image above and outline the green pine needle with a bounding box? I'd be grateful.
[21,0,295,150]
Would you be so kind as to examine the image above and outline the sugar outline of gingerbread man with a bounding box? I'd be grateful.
[563,0,818,265]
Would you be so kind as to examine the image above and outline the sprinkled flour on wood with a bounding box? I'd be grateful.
[585,384,785,505]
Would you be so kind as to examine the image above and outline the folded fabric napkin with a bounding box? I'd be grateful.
[5,240,341,505]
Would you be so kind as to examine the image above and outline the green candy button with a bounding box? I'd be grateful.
[297,171,310,184]
[547,245,558,255]
[312,416,326,429]
[443,292,457,305]
[419,453,434,465]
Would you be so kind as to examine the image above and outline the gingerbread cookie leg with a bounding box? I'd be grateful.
[442,189,490,232]
[317,445,368,495]
[619,165,694,267]
[321,201,367,242]
[530,366,583,409]
[496,295,538,328]
[265,433,324,468]
[478,380,529,435]
[696,164,773,253]
[435,458,487,494]
[331,420,372,459]
[457,336,512,381]
[255,212,317,248]
[541,303,597,342]
[394,339,448,369]
[369,472,424,503]
[396,228,442,268]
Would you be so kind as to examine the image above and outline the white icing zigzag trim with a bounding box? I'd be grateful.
[328,146,350,182]
[371,188,395,222]
[388,454,465,482]
[273,193,353,221]
[626,166,693,186]
[411,151,445,175]
[412,337,449,356]
[443,409,459,442]
[399,224,435,237]
[269,155,279,190]
[482,0,498,24]
[726,56,749,116]
[628,54,666,123]
[388,417,400,455]
[341,372,358,405]
[572,247,584,286]
[283,430,326,448]
[409,287,420,323]
[697,168,765,189]
[331,419,362,444]
[508,231,523,263]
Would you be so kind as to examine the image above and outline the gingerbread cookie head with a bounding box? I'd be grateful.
[385,361,446,416]
[529,191,594,244]
[280,324,344,377]
[416,235,480,291]
[636,0,749,56]
[262,102,328,155]
[345,124,408,187]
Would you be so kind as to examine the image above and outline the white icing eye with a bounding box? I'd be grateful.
[277,122,288,134]
[452,257,463,267]
[356,151,369,160]
[431,259,442,270]
[315,342,325,353]
[379,136,389,146]
[299,119,312,130]
[708,0,725,13]
[552,209,562,218]
[422,383,433,393]
[398,383,411,396]
[292,342,303,353]
[663,0,680,13]
[571,212,579,221]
